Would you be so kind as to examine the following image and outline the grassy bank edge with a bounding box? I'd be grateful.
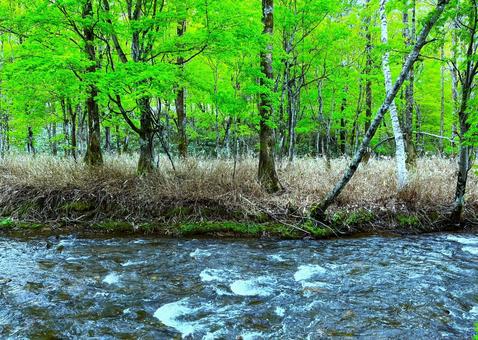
[0,208,472,239]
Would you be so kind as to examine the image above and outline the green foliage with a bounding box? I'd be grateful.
[0,0,468,159]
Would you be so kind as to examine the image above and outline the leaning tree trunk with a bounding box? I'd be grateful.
[380,0,408,190]
[82,0,103,166]
[258,0,281,193]
[310,0,450,220]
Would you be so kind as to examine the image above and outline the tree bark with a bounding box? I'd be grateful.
[363,0,373,136]
[258,0,281,193]
[105,126,111,153]
[61,99,70,157]
[439,45,445,154]
[450,1,478,224]
[176,18,188,158]
[82,0,103,166]
[137,97,155,174]
[403,0,417,167]
[310,0,450,220]
[380,0,409,190]
[68,100,77,161]
[27,126,35,155]
[339,93,347,156]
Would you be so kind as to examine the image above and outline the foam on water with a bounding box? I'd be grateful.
[102,273,120,285]
[153,299,201,337]
[65,256,90,262]
[470,306,478,316]
[275,306,286,317]
[240,331,264,340]
[200,269,227,282]
[446,235,478,245]
[462,246,478,256]
[294,265,327,282]
[230,278,273,297]
[121,260,144,267]
[190,248,212,258]
[268,254,286,262]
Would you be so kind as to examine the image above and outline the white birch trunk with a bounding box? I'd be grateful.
[380,0,409,190]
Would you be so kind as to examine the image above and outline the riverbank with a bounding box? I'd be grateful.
[0,155,477,238]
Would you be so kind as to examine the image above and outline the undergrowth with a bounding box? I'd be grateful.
[0,155,476,235]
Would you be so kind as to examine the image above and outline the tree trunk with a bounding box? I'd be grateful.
[439,45,445,154]
[27,126,35,155]
[82,0,103,166]
[364,0,373,163]
[310,0,450,220]
[61,99,70,157]
[339,94,347,156]
[137,97,155,174]
[68,100,77,161]
[258,0,281,193]
[380,0,409,190]
[316,78,324,157]
[451,92,473,224]
[364,0,373,137]
[403,0,417,167]
[176,19,188,158]
[450,2,478,224]
[287,84,297,162]
[105,126,111,153]
[115,125,121,154]
[51,122,58,156]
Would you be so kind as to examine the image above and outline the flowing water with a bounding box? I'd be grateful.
[0,233,477,339]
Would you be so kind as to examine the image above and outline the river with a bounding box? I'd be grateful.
[0,233,477,339]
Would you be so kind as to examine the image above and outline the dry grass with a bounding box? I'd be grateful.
[0,155,476,226]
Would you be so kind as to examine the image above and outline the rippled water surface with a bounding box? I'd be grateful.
[0,233,477,338]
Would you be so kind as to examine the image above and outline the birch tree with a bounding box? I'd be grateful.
[380,0,408,190]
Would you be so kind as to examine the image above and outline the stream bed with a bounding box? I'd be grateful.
[0,233,477,339]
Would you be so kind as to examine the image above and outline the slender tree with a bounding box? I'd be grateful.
[176,14,188,158]
[449,0,478,224]
[258,0,281,192]
[82,0,103,166]
[380,0,409,190]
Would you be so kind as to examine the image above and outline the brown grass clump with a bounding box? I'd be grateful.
[0,155,476,229]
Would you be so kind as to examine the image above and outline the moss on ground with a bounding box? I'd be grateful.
[397,214,421,227]
[0,217,43,230]
[0,217,14,229]
[0,209,450,239]
[94,221,134,232]
[177,221,303,238]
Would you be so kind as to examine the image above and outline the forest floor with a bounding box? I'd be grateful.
[0,155,477,239]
